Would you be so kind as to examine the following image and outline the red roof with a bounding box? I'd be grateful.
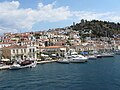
[3,45,27,49]
[45,46,65,49]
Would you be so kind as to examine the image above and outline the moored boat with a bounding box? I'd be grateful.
[87,55,97,60]
[57,58,69,64]
[69,55,88,63]
[114,50,120,55]
[96,54,103,58]
[101,53,114,57]
[9,60,37,70]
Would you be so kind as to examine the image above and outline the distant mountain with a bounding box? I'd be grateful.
[70,19,120,38]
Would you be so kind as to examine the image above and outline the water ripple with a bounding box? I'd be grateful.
[0,56,120,90]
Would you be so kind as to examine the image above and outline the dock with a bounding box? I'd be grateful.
[37,60,57,64]
[0,60,57,70]
[0,65,11,70]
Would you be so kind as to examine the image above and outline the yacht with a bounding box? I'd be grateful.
[69,54,88,63]
[95,54,103,58]
[57,52,70,64]
[57,58,69,64]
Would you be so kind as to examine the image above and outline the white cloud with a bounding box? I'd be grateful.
[0,26,18,34]
[107,15,120,22]
[0,1,120,34]
[73,11,120,23]
[0,1,71,33]
[0,1,19,10]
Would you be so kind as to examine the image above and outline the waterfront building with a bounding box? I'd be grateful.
[41,46,67,57]
[0,42,12,48]
[2,45,37,61]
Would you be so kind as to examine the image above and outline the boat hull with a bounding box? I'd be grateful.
[9,61,37,70]
[57,59,69,64]
[69,58,87,63]
[102,55,114,57]
[96,55,102,58]
[101,53,114,58]
[87,55,97,60]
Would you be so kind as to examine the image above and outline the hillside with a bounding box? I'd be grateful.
[70,19,120,38]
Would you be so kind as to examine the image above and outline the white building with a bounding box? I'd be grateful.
[2,45,37,61]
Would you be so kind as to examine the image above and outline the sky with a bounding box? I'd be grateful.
[0,0,120,34]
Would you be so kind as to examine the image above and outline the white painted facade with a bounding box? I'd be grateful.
[10,45,37,60]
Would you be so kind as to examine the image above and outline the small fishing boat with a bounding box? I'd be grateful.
[9,60,37,70]
[87,55,97,60]
[101,53,114,57]
[57,58,69,64]
[96,54,103,58]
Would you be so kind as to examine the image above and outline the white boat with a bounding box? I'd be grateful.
[0,64,3,67]
[0,61,4,67]
[101,53,114,57]
[87,55,97,60]
[95,54,103,58]
[9,60,37,70]
[57,58,69,64]
[69,55,88,63]
[57,52,70,64]
[114,50,120,55]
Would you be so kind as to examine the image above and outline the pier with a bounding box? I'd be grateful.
[37,60,57,64]
[0,65,10,70]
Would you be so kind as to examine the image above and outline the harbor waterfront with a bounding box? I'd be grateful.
[0,0,120,90]
[0,55,120,90]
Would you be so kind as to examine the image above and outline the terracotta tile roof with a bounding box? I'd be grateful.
[38,46,45,49]
[0,42,14,44]
[43,46,65,49]
[3,45,27,49]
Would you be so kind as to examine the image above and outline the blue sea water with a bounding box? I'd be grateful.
[0,55,120,90]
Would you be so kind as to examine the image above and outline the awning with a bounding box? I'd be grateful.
[51,54,56,56]
[80,51,88,55]
[41,54,49,57]
[1,59,10,61]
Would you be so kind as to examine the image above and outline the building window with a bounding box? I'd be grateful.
[33,49,35,52]
[29,49,31,53]
[21,49,23,53]
[16,49,18,53]
[13,49,15,53]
